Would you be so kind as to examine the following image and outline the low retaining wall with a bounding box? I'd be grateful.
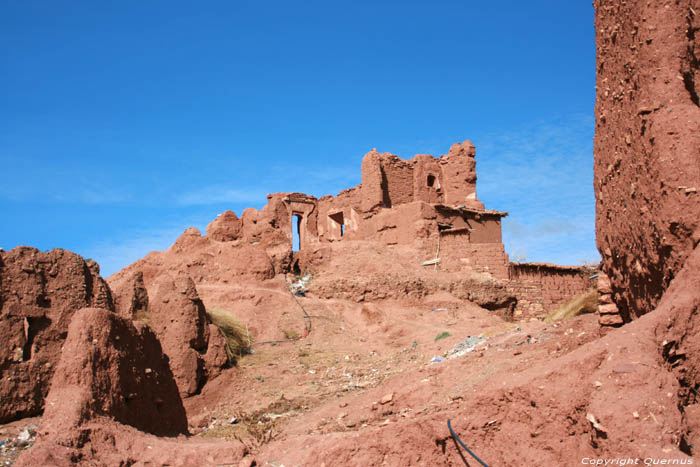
[506,263,597,319]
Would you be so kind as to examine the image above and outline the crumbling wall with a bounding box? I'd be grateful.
[241,193,318,248]
[506,263,596,318]
[110,269,230,398]
[594,0,700,321]
[361,150,389,213]
[360,150,415,210]
[286,193,319,248]
[198,141,509,280]
[317,186,363,241]
[238,193,296,269]
[435,206,504,243]
[359,141,481,212]
[344,202,436,249]
[41,307,187,436]
[379,155,414,207]
[412,154,443,204]
[13,308,221,467]
[0,247,114,422]
[439,140,481,208]
[215,192,319,269]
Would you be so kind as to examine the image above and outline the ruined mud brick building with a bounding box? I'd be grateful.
[287,141,510,278]
[207,140,594,317]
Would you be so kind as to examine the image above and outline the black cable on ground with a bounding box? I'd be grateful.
[447,419,489,467]
[287,283,312,337]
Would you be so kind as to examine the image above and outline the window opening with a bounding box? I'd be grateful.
[292,214,302,251]
[328,212,345,237]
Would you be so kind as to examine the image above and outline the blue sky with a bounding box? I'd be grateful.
[0,1,598,277]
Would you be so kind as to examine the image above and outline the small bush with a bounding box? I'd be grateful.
[205,308,252,365]
[434,331,451,342]
[545,289,599,323]
[283,329,300,340]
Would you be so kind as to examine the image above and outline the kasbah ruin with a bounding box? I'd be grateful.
[1,0,699,465]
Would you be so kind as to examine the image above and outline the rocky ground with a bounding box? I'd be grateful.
[188,292,604,463]
[0,274,603,466]
[2,234,697,465]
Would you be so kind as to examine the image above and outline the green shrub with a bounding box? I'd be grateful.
[434,331,451,342]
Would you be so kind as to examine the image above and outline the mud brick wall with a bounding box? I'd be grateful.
[381,157,415,208]
[506,263,596,318]
[412,154,444,204]
[464,244,510,279]
[594,0,700,320]
[317,187,362,242]
[358,202,437,247]
[439,140,478,206]
[437,237,510,279]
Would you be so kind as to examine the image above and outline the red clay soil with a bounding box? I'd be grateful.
[8,225,686,465]
[128,232,684,464]
[178,286,690,466]
[654,244,700,457]
[594,0,700,321]
[2,243,696,465]
[0,247,113,423]
[6,280,693,465]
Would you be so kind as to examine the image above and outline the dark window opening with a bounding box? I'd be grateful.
[292,214,302,251]
[329,212,345,237]
[427,174,436,187]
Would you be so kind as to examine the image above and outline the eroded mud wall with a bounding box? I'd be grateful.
[594,0,700,320]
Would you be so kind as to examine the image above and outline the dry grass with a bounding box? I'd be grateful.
[199,414,279,448]
[200,396,308,448]
[545,289,599,323]
[205,308,252,365]
[132,308,151,325]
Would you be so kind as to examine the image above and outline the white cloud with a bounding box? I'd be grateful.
[477,113,600,265]
[175,186,267,206]
[79,226,187,278]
